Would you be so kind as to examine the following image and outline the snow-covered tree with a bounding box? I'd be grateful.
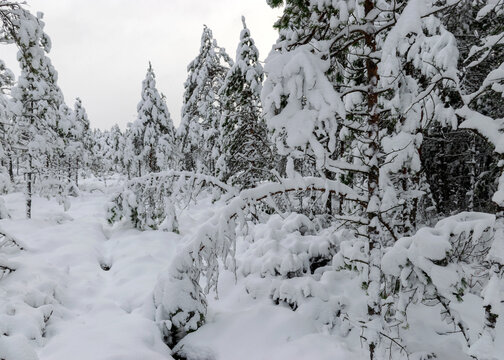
[263,0,461,357]
[155,94,178,171]
[177,26,232,175]
[71,97,92,184]
[420,0,503,217]
[89,128,110,177]
[105,124,125,174]
[126,63,176,177]
[121,125,135,179]
[449,1,504,357]
[8,8,65,218]
[217,17,273,189]
[52,97,92,188]
[55,102,75,177]
[0,59,14,183]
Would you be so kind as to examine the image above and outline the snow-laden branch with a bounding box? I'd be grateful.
[107,170,237,230]
[457,106,504,154]
[126,170,236,195]
[463,62,504,104]
[0,227,25,251]
[153,175,365,344]
[175,175,366,289]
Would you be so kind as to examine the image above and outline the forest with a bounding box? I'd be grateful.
[1,0,504,359]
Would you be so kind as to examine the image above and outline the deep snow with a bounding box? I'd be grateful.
[1,177,502,360]
[0,178,367,360]
[0,179,176,360]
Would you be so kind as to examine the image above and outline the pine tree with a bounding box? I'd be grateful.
[56,103,75,181]
[263,1,461,357]
[217,17,272,188]
[156,94,178,171]
[127,62,176,176]
[106,124,125,174]
[72,97,92,184]
[122,125,137,179]
[0,59,14,183]
[8,8,65,218]
[177,26,232,175]
[54,97,92,188]
[89,128,109,177]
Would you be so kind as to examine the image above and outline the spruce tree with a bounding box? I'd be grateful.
[128,62,176,176]
[177,26,232,175]
[8,9,64,218]
[217,17,272,189]
[72,97,92,184]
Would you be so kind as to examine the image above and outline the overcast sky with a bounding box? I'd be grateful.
[3,0,282,130]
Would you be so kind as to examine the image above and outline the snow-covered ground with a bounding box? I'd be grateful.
[0,179,176,360]
[2,178,502,360]
[0,179,367,360]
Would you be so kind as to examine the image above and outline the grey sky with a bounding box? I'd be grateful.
[3,0,281,130]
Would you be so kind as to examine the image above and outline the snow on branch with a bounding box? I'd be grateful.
[0,255,17,279]
[382,212,495,344]
[107,170,237,230]
[0,226,25,251]
[183,176,365,289]
[153,175,365,345]
[457,106,504,154]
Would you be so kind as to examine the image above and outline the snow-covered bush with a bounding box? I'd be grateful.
[107,170,236,230]
[153,267,206,348]
[153,176,364,346]
[37,174,78,212]
[382,212,496,351]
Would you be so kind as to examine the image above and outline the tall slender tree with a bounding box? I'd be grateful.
[127,62,176,176]
[0,59,14,183]
[263,1,461,357]
[217,17,272,188]
[177,26,232,175]
[8,9,64,218]
[71,97,92,185]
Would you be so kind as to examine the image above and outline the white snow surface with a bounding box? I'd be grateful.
[2,178,504,360]
[0,180,176,360]
[0,177,368,360]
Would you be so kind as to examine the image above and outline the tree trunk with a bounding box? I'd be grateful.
[26,155,32,219]
[8,155,14,183]
[364,1,382,358]
[75,158,79,186]
[68,157,72,183]
[468,133,476,211]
